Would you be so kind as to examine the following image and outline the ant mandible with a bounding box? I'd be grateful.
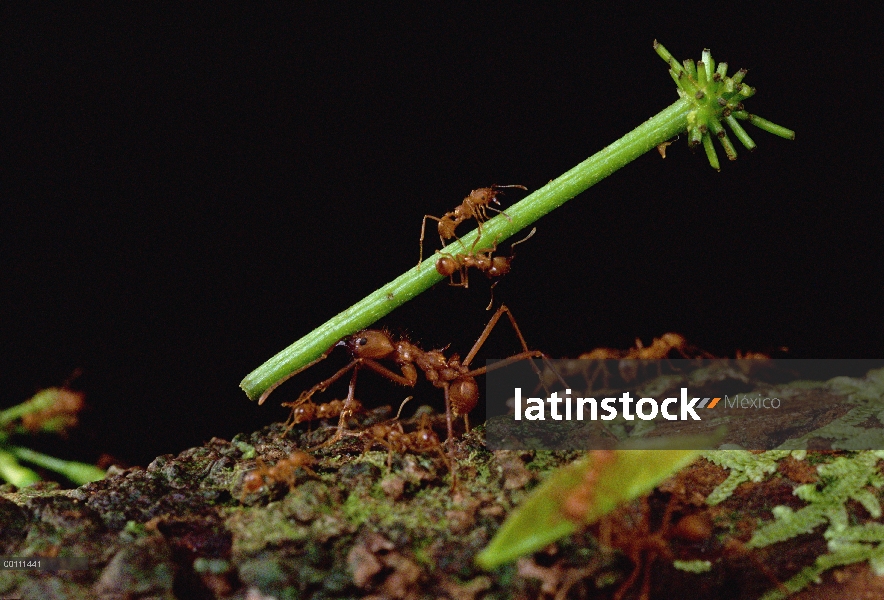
[417,184,526,267]
[259,304,548,460]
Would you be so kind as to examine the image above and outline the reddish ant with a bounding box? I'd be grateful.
[575,333,713,388]
[356,405,451,474]
[239,450,317,501]
[281,397,364,433]
[418,184,526,267]
[435,228,537,290]
[258,304,553,475]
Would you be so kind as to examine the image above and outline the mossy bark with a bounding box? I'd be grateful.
[2,401,882,599]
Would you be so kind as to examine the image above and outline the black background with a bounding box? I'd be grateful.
[3,5,881,468]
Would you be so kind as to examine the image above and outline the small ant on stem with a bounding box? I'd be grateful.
[418,184,526,267]
[435,227,537,290]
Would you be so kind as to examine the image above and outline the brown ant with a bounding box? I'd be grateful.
[280,397,364,433]
[239,450,317,501]
[574,333,713,388]
[357,408,451,474]
[435,228,537,290]
[418,184,526,267]
[577,333,701,361]
[259,304,553,476]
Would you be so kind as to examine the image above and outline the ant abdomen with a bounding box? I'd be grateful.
[449,377,479,416]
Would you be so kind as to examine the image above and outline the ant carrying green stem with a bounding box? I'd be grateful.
[259,304,558,487]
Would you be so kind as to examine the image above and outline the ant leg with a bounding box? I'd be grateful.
[290,359,361,407]
[359,358,419,388]
[461,304,567,394]
[258,343,339,405]
[419,215,446,268]
[509,227,537,255]
[308,366,361,450]
[443,382,455,445]
[442,382,460,493]
[485,281,498,311]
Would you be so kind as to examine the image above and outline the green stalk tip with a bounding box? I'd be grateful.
[702,49,715,78]
[744,114,796,140]
[701,134,720,171]
[656,45,792,169]
[697,61,708,87]
[725,115,757,150]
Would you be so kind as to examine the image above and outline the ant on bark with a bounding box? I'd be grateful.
[418,184,526,266]
[357,407,451,474]
[239,450,317,502]
[258,304,553,475]
[435,228,537,290]
[280,397,364,433]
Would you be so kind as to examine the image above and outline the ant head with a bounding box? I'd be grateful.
[487,256,512,278]
[657,333,686,349]
[342,330,395,359]
[467,187,500,206]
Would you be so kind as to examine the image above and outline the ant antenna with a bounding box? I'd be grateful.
[394,395,414,420]
[509,227,537,253]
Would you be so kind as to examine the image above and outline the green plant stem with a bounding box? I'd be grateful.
[0,449,41,488]
[240,100,690,401]
[9,446,106,485]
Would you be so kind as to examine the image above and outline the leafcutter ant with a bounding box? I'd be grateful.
[418,184,526,267]
[281,397,364,434]
[239,450,317,502]
[574,333,713,388]
[356,406,451,475]
[435,228,537,290]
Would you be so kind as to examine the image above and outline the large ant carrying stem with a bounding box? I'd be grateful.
[418,184,526,267]
[259,304,552,477]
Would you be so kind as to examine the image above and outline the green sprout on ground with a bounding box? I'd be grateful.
[240,41,794,402]
[0,388,106,487]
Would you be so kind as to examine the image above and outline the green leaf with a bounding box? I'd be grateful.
[476,441,706,569]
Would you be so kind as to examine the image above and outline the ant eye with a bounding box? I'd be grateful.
[358,337,368,346]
